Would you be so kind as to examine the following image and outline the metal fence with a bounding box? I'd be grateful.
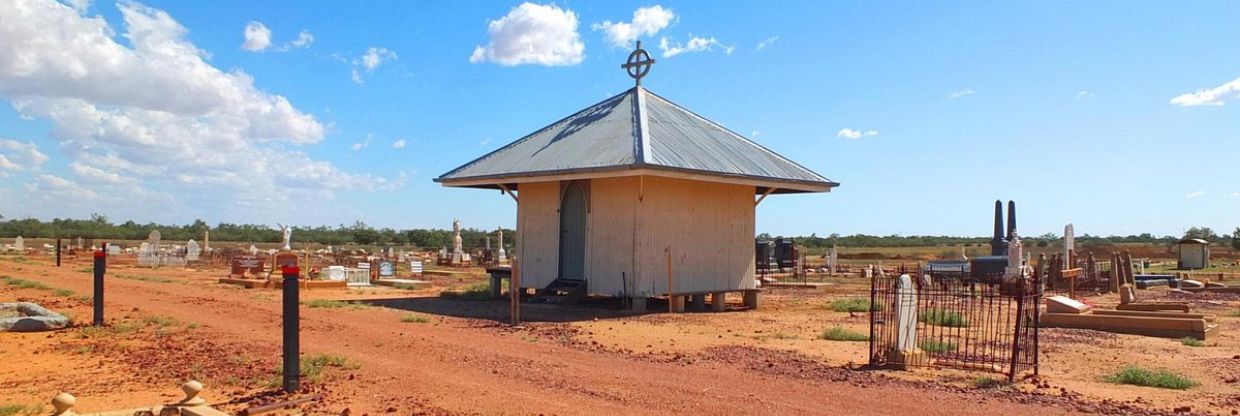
[869,265,1040,381]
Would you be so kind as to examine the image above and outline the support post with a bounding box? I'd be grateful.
[710,292,725,311]
[510,259,521,325]
[92,249,106,326]
[56,238,61,267]
[666,247,674,313]
[281,266,300,393]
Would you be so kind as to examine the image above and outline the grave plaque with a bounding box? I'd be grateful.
[231,255,266,277]
[273,251,300,273]
[378,261,395,277]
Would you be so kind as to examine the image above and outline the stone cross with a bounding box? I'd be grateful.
[1063,223,1074,268]
[894,274,919,352]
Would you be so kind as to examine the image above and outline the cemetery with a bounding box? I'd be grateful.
[1,38,1239,416]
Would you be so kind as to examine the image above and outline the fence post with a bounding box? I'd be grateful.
[56,239,62,267]
[867,267,877,366]
[92,249,105,326]
[1007,275,1027,382]
[281,265,300,393]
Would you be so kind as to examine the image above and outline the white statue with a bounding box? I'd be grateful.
[277,223,292,250]
[452,219,463,253]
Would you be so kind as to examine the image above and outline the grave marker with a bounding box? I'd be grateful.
[889,274,925,368]
[378,261,395,277]
[186,239,201,262]
[14,236,23,252]
[231,255,266,278]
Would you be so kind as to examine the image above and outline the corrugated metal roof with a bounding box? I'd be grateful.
[436,86,838,192]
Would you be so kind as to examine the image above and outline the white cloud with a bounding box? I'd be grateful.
[351,134,373,151]
[1170,76,1240,107]
[351,47,396,85]
[26,174,97,200]
[0,139,49,172]
[593,5,675,48]
[837,128,878,140]
[658,35,732,58]
[291,30,313,48]
[479,137,491,147]
[469,3,584,66]
[1075,90,1092,99]
[948,89,975,99]
[241,21,271,52]
[64,0,90,12]
[1185,190,1205,199]
[750,130,760,137]
[0,0,389,220]
[391,138,406,149]
[1230,192,1239,198]
[756,36,778,51]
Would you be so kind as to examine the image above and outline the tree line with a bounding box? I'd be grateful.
[762,225,1240,251]
[0,214,514,249]
[2,215,1236,251]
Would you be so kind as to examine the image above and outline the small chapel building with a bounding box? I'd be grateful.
[435,43,837,310]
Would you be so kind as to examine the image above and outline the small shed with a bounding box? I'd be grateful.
[1176,238,1210,269]
[436,44,837,310]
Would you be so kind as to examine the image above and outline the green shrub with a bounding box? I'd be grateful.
[400,314,430,323]
[0,405,27,416]
[972,376,1010,389]
[1104,366,1197,390]
[305,299,367,310]
[142,315,179,328]
[819,326,869,341]
[920,309,968,327]
[1,276,51,290]
[920,340,957,354]
[1179,337,1205,347]
[440,282,491,301]
[274,353,360,383]
[828,298,880,313]
[53,289,75,297]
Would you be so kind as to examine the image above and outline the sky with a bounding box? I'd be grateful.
[0,0,1237,238]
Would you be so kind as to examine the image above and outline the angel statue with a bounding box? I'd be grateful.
[277,223,292,250]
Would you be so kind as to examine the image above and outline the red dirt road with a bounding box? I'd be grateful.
[1,259,1152,415]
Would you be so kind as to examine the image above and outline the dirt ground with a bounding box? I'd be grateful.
[1,253,1238,415]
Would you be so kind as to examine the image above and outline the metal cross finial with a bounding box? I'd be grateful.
[621,40,655,86]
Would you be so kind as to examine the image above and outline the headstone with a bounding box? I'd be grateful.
[273,251,299,276]
[890,274,924,367]
[485,236,491,250]
[249,245,259,256]
[107,244,121,255]
[148,230,161,247]
[203,229,211,252]
[497,228,508,263]
[1063,223,1074,268]
[378,261,395,277]
[451,219,464,264]
[1005,236,1023,277]
[186,239,201,262]
[76,237,84,250]
[138,242,156,266]
[1046,295,1091,314]
[230,255,265,278]
[828,244,838,274]
[325,265,346,280]
[13,236,23,251]
[409,260,424,275]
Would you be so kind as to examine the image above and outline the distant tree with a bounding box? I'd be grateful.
[1231,228,1240,252]
[1184,226,1218,242]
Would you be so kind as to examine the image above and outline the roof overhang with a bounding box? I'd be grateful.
[434,164,838,194]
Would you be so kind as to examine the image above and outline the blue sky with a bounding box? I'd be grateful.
[0,0,1237,238]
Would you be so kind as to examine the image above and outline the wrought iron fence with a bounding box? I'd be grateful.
[869,264,1040,381]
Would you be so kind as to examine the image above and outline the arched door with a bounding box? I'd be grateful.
[558,181,587,281]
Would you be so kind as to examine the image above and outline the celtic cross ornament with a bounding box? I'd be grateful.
[620,41,656,86]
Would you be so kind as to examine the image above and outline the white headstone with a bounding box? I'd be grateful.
[1006,236,1023,277]
[138,242,155,266]
[107,244,121,255]
[829,244,838,274]
[1046,295,1090,314]
[894,274,919,351]
[1063,223,1074,268]
[148,230,161,246]
[497,228,507,262]
[186,239,201,262]
[13,236,23,251]
[76,236,84,249]
[249,245,259,256]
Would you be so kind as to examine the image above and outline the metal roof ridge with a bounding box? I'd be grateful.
[634,86,652,165]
